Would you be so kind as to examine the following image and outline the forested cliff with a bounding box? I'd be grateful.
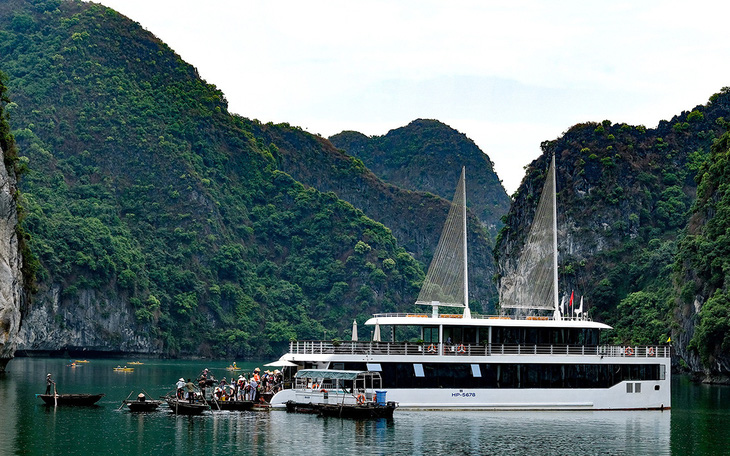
[0,0,504,359]
[496,89,730,381]
[0,73,28,371]
[330,119,510,237]
[4,0,730,382]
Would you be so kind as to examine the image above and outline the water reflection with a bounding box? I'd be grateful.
[3,359,729,455]
[0,374,18,451]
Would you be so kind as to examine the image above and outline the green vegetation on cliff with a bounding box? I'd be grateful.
[0,69,36,294]
[675,127,730,370]
[497,91,730,357]
[0,0,425,357]
[330,119,510,236]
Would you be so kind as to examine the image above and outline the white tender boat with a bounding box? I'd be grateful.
[283,369,397,418]
[271,157,671,411]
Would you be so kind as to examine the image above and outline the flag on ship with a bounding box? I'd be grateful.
[575,296,583,318]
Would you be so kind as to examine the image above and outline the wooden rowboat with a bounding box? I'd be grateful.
[165,397,210,415]
[38,393,105,406]
[211,399,254,411]
[123,398,163,412]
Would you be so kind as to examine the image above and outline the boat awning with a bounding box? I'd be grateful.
[264,358,298,367]
[294,369,364,380]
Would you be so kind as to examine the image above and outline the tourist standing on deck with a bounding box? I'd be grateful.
[249,375,258,402]
[45,373,55,394]
[237,376,245,400]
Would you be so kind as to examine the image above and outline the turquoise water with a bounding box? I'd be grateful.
[0,358,728,455]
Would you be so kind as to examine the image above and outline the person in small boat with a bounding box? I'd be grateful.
[176,377,185,399]
[198,375,208,399]
[137,393,146,402]
[45,373,55,394]
[184,378,196,403]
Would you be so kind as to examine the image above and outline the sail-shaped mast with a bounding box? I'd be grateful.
[500,155,558,312]
[462,166,470,318]
[416,167,469,317]
[551,154,559,314]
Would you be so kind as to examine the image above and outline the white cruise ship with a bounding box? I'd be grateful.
[270,157,671,411]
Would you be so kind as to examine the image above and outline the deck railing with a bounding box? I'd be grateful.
[288,341,670,358]
[371,312,593,322]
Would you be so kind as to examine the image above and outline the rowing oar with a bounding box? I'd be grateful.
[53,384,58,407]
[208,394,220,411]
[117,390,134,411]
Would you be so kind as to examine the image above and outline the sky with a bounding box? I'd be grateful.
[95,0,730,194]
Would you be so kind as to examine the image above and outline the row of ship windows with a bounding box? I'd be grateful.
[335,362,665,389]
[421,327,601,346]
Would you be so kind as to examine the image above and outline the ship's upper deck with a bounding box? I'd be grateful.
[365,313,612,330]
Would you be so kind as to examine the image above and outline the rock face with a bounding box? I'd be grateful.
[0,145,24,372]
[16,286,158,355]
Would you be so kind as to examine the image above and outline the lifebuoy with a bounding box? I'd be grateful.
[625,347,635,356]
[457,344,466,353]
[356,394,365,405]
[320,389,327,393]
[647,347,655,356]
[427,344,437,353]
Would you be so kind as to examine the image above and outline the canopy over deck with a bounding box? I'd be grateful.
[294,369,365,381]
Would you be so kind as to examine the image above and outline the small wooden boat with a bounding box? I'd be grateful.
[113,366,134,372]
[211,399,254,411]
[124,398,162,412]
[165,397,210,415]
[225,364,241,371]
[317,402,396,419]
[38,393,105,406]
[74,360,90,364]
[127,361,144,365]
[285,401,319,414]
[122,392,162,412]
[279,369,397,419]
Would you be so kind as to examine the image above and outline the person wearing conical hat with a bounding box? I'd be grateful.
[45,373,55,395]
[176,377,185,399]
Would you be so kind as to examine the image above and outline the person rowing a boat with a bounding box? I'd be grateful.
[184,378,196,403]
[45,373,55,395]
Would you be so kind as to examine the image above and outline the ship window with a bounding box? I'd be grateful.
[626,383,633,393]
[660,364,666,380]
[479,328,489,344]
[413,364,425,377]
[444,327,464,344]
[423,327,439,344]
[471,364,481,378]
[635,383,641,393]
[367,363,382,372]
